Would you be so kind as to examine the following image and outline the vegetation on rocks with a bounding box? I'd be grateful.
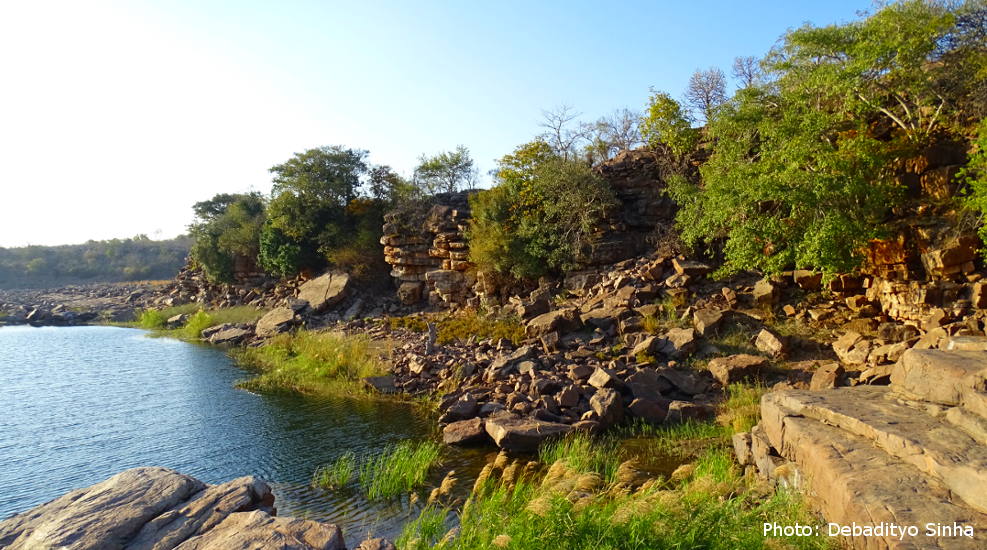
[388,311,526,345]
[666,0,987,276]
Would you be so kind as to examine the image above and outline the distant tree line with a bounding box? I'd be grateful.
[0,235,192,289]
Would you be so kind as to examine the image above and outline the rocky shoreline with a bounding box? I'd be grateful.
[0,467,396,550]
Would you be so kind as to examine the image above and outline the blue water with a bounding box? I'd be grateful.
[0,325,479,544]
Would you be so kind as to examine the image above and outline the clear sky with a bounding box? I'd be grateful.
[0,0,874,247]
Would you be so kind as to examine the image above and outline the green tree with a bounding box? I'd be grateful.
[189,192,266,282]
[412,145,477,195]
[468,141,616,280]
[260,145,389,278]
[671,0,983,277]
[639,91,699,158]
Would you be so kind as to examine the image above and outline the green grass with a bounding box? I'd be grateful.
[135,304,266,339]
[389,311,526,345]
[313,451,357,489]
[539,434,622,483]
[234,330,388,395]
[398,440,832,550]
[358,440,443,500]
[719,383,768,434]
[135,303,200,329]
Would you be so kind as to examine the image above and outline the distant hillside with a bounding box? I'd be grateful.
[0,236,191,289]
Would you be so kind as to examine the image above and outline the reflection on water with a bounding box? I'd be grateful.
[0,325,484,545]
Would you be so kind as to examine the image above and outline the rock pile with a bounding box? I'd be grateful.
[738,345,987,549]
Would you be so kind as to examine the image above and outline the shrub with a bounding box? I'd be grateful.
[468,144,616,280]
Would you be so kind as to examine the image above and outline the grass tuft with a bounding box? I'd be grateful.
[389,311,525,345]
[313,451,357,489]
[359,440,442,500]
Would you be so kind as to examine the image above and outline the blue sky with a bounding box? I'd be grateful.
[0,0,874,246]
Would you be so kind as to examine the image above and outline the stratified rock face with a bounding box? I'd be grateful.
[381,192,476,307]
[742,348,987,549]
[0,467,344,550]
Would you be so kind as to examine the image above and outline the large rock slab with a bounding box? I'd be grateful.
[0,467,343,550]
[758,393,987,549]
[526,308,581,338]
[255,307,297,338]
[297,271,350,313]
[171,510,344,550]
[484,413,572,453]
[891,349,987,418]
[765,387,987,514]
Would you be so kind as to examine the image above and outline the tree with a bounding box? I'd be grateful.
[539,105,590,160]
[684,67,727,123]
[639,91,699,157]
[468,141,616,280]
[584,109,642,164]
[731,56,760,88]
[671,0,981,277]
[189,192,266,282]
[260,146,376,276]
[368,164,416,205]
[269,146,368,207]
[413,145,477,195]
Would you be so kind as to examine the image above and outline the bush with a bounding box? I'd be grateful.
[468,144,616,280]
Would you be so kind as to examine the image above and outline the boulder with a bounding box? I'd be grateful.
[792,270,822,291]
[397,282,424,305]
[0,467,343,550]
[443,418,489,446]
[588,367,622,389]
[526,309,582,337]
[832,331,872,366]
[631,335,665,357]
[628,397,668,425]
[661,327,698,357]
[665,401,716,424]
[254,307,297,338]
[206,324,253,346]
[707,354,769,386]
[590,388,624,428]
[166,313,189,328]
[297,271,350,313]
[692,308,724,336]
[484,414,572,453]
[625,367,671,401]
[672,258,711,277]
[754,328,787,358]
[441,394,479,422]
[753,278,779,306]
[809,362,845,390]
[658,369,710,396]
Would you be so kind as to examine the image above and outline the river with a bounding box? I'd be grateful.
[0,325,484,545]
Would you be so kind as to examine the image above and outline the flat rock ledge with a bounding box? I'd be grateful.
[0,467,345,550]
[738,348,987,550]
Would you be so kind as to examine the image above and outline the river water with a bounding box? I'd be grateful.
[0,325,485,545]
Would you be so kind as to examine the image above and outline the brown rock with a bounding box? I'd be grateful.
[526,309,581,337]
[809,362,844,390]
[792,270,822,291]
[484,414,572,453]
[754,328,787,358]
[753,279,778,306]
[628,397,668,424]
[297,271,350,313]
[590,388,624,428]
[692,308,724,337]
[254,307,297,337]
[443,418,489,446]
[672,258,711,277]
[707,354,769,386]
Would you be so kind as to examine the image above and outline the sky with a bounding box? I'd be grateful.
[0,0,874,247]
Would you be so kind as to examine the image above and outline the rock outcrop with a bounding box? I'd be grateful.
[0,467,344,550]
[739,347,987,549]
